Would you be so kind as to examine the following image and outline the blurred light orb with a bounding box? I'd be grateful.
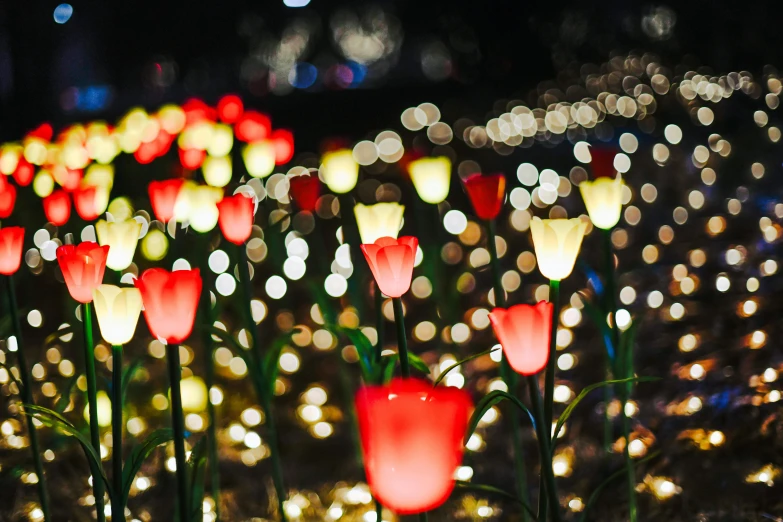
[265,276,287,299]
[283,0,310,6]
[53,4,73,24]
[289,63,318,89]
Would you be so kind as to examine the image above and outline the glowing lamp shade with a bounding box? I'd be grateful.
[270,129,295,165]
[173,182,223,233]
[589,146,617,178]
[56,242,109,304]
[148,179,184,222]
[530,217,587,281]
[354,203,405,244]
[202,155,233,188]
[360,236,418,298]
[96,219,142,271]
[235,111,271,143]
[489,302,552,375]
[134,268,202,345]
[217,94,244,124]
[84,391,112,428]
[320,149,358,194]
[179,148,206,170]
[408,157,451,204]
[355,378,472,514]
[73,185,101,221]
[579,174,624,230]
[242,141,276,179]
[43,190,71,226]
[463,173,506,220]
[179,376,208,413]
[0,183,16,219]
[288,175,320,212]
[217,193,254,245]
[92,285,143,346]
[13,157,34,186]
[0,227,24,275]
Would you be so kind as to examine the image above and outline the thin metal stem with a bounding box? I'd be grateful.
[526,376,562,522]
[82,302,106,522]
[602,229,617,454]
[543,279,560,435]
[391,297,409,378]
[6,275,50,522]
[374,283,384,365]
[111,345,125,522]
[166,344,189,522]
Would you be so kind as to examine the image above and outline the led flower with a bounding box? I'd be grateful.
[0,227,24,275]
[321,149,358,194]
[56,242,109,303]
[408,157,451,204]
[0,183,16,219]
[73,185,100,221]
[43,190,71,226]
[288,175,320,212]
[173,182,223,233]
[148,179,184,222]
[202,155,232,188]
[96,219,142,271]
[463,173,505,220]
[530,217,587,281]
[356,378,472,514]
[361,236,418,298]
[134,268,202,344]
[489,302,553,375]
[579,174,624,230]
[217,193,254,245]
[589,147,617,178]
[92,285,143,346]
[354,203,405,244]
[242,141,276,179]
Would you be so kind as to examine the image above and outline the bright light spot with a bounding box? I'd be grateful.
[325,274,348,297]
[265,276,287,299]
[208,250,230,274]
[215,273,237,296]
[443,210,468,235]
[279,352,300,373]
[283,257,307,280]
[53,4,73,24]
[283,0,310,6]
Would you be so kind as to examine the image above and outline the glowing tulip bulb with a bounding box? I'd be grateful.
[217,193,254,245]
[288,175,320,212]
[320,149,359,194]
[579,174,624,230]
[179,376,208,413]
[148,178,184,222]
[0,227,24,275]
[92,285,143,346]
[361,236,418,298]
[173,182,223,233]
[0,183,16,219]
[355,378,472,514]
[463,173,506,220]
[96,219,142,271]
[354,203,405,244]
[529,217,587,281]
[489,302,552,375]
[84,391,112,428]
[56,242,109,304]
[202,155,233,188]
[408,156,451,204]
[134,268,202,345]
[242,141,276,179]
[73,185,100,221]
[43,190,71,226]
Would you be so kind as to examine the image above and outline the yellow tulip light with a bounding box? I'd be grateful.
[242,141,276,179]
[530,217,588,281]
[579,175,624,230]
[173,182,223,233]
[84,390,112,428]
[354,202,405,244]
[179,376,208,413]
[202,155,233,188]
[96,218,142,271]
[92,285,143,345]
[408,156,452,204]
[320,149,359,194]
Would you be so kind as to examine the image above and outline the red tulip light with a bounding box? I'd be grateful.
[134,268,202,344]
[13,157,34,186]
[217,193,254,245]
[361,236,418,298]
[489,301,553,375]
[270,129,295,164]
[288,175,320,212]
[179,148,206,170]
[73,186,100,221]
[149,179,184,222]
[44,190,71,226]
[56,242,109,303]
[235,111,271,142]
[356,378,472,514]
[0,227,24,275]
[0,183,16,219]
[463,173,506,220]
[217,94,244,124]
[589,147,617,178]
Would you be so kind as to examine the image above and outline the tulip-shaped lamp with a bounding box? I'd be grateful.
[96,219,142,272]
[356,378,472,515]
[217,193,254,245]
[43,189,71,226]
[463,173,505,221]
[288,175,320,213]
[354,203,405,245]
[320,149,359,194]
[148,179,184,223]
[173,182,223,233]
[0,182,16,218]
[408,157,451,205]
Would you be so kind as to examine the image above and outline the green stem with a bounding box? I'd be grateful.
[374,283,384,365]
[236,247,288,521]
[418,512,428,521]
[166,344,189,522]
[375,500,383,522]
[602,229,617,454]
[487,220,530,521]
[526,376,562,522]
[82,302,107,522]
[391,297,409,378]
[111,345,125,522]
[6,276,50,522]
[337,193,366,316]
[543,279,560,434]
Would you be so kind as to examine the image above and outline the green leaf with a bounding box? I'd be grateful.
[331,325,376,383]
[464,390,535,445]
[121,358,144,400]
[121,428,173,504]
[407,352,430,376]
[187,437,209,522]
[380,356,397,384]
[262,329,302,398]
[454,481,537,519]
[579,450,661,522]
[54,375,78,414]
[43,327,74,349]
[433,347,500,387]
[22,404,113,500]
[552,376,659,445]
